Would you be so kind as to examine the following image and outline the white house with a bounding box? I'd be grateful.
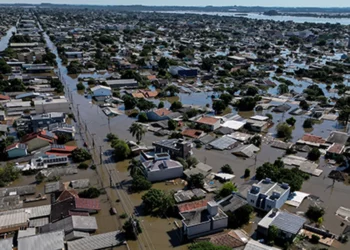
[91,85,112,97]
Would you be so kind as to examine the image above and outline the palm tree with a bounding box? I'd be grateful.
[128,123,146,144]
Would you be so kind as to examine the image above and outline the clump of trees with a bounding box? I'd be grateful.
[79,187,101,198]
[141,189,174,216]
[71,148,92,163]
[235,96,261,111]
[128,159,152,192]
[255,159,309,192]
[123,217,142,240]
[221,164,233,174]
[276,123,293,139]
[0,164,20,187]
[187,173,205,188]
[303,118,314,129]
[219,182,237,197]
[308,148,321,161]
[306,205,325,222]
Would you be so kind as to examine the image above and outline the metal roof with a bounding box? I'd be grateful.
[209,136,237,150]
[18,231,65,250]
[40,215,98,234]
[244,239,280,250]
[0,211,29,230]
[271,211,306,235]
[67,230,124,250]
[29,217,50,228]
[0,238,12,250]
[18,228,36,239]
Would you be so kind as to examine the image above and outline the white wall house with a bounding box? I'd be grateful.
[91,85,112,97]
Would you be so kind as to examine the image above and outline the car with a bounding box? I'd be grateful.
[110,207,117,215]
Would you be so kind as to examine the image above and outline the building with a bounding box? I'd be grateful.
[244,239,280,250]
[65,51,83,58]
[257,209,306,241]
[0,110,5,121]
[247,178,290,211]
[49,123,76,138]
[5,100,34,116]
[218,193,248,214]
[5,143,28,158]
[17,155,69,171]
[91,85,112,97]
[21,132,55,152]
[152,138,192,160]
[180,201,228,239]
[195,116,221,131]
[146,108,179,121]
[18,230,65,250]
[105,79,138,89]
[195,229,249,249]
[245,116,269,132]
[169,66,198,77]
[140,153,183,182]
[30,112,66,132]
[34,98,70,114]
[67,231,125,250]
[0,211,29,234]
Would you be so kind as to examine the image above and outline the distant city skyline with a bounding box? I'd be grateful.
[0,0,349,8]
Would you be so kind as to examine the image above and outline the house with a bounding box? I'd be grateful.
[0,94,10,101]
[244,239,280,250]
[91,85,112,97]
[21,132,55,152]
[65,51,83,58]
[0,211,29,234]
[209,136,238,151]
[326,131,349,145]
[18,231,65,250]
[195,116,221,131]
[169,66,198,77]
[49,123,75,138]
[46,144,77,156]
[247,178,290,212]
[218,194,248,214]
[232,144,260,158]
[34,98,70,114]
[180,201,228,239]
[221,120,246,131]
[152,138,192,159]
[195,229,249,249]
[30,112,66,132]
[245,116,269,132]
[140,153,183,182]
[5,143,28,158]
[230,132,253,143]
[181,129,205,139]
[5,100,34,116]
[105,79,138,89]
[146,108,179,121]
[326,143,345,158]
[0,110,5,121]
[297,134,326,147]
[17,155,69,171]
[257,209,306,241]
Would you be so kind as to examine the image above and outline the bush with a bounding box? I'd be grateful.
[276,123,292,139]
[219,182,237,197]
[310,234,320,244]
[71,148,92,163]
[79,187,101,198]
[308,148,321,161]
[306,205,325,222]
[112,140,131,161]
[303,118,314,128]
[131,175,152,192]
[138,112,148,122]
[77,163,89,170]
[106,133,118,142]
[119,213,128,219]
[244,169,250,178]
[286,117,296,126]
[77,82,85,90]
[221,164,233,174]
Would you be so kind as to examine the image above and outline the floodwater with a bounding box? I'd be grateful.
[154,11,350,25]
[0,26,16,52]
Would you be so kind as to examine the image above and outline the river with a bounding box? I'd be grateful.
[154,11,350,25]
[0,26,16,52]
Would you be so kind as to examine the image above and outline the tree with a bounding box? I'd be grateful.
[131,174,152,192]
[0,164,20,187]
[219,182,237,197]
[141,189,174,215]
[286,117,296,126]
[268,225,279,244]
[244,168,250,178]
[136,98,156,111]
[71,148,92,163]
[128,123,146,144]
[306,205,325,222]
[219,93,233,105]
[221,164,233,174]
[170,101,182,111]
[106,133,118,142]
[57,133,71,144]
[77,163,89,169]
[138,112,148,122]
[189,241,231,250]
[246,86,259,96]
[0,58,11,74]
[188,173,205,188]
[212,100,227,114]
[113,140,131,160]
[186,156,199,168]
[78,187,101,198]
[201,58,214,72]
[236,96,260,111]
[158,57,169,69]
[299,100,309,110]
[277,83,289,94]
[266,113,273,120]
[227,204,254,229]
[158,101,164,109]
[276,123,292,139]
[303,118,314,129]
[168,119,177,130]
[165,85,180,96]
[128,159,142,177]
[123,218,142,240]
[122,95,137,110]
[249,135,262,147]
[308,148,321,161]
[76,82,85,90]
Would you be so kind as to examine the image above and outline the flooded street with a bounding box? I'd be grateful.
[0,26,15,51]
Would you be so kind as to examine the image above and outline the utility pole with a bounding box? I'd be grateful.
[91,133,95,148]
[109,169,113,188]
[100,145,103,165]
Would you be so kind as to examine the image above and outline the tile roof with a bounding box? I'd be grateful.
[56,189,79,202]
[197,116,219,125]
[5,142,27,152]
[75,198,101,211]
[301,134,326,144]
[153,108,172,117]
[0,94,10,100]
[327,143,344,154]
[178,200,208,213]
[181,129,203,138]
[196,230,247,248]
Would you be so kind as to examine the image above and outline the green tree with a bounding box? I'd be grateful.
[77,163,89,169]
[128,159,142,177]
[303,118,314,129]
[138,112,148,122]
[112,140,131,160]
[227,204,254,229]
[131,174,152,192]
[268,225,279,244]
[168,119,177,130]
[136,98,156,111]
[158,57,169,69]
[246,86,259,96]
[306,205,325,222]
[276,123,292,139]
[56,133,71,144]
[249,135,262,147]
[71,148,92,163]
[188,241,231,250]
[236,96,260,111]
[188,173,205,188]
[244,168,250,178]
[128,123,146,144]
[201,58,214,72]
[219,182,237,197]
[123,218,142,240]
[165,85,180,96]
[141,189,174,215]
[186,156,199,168]
[308,148,321,161]
[77,82,85,90]
[170,101,182,111]
[78,187,101,198]
[219,93,233,105]
[299,100,309,110]
[0,164,20,187]
[106,133,118,142]
[212,100,227,114]
[122,95,137,110]
[286,117,296,126]
[221,164,233,174]
[158,101,164,109]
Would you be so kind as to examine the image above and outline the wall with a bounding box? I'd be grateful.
[35,103,70,115]
[274,189,290,209]
[185,220,211,239]
[7,148,27,159]
[212,217,228,230]
[147,166,183,182]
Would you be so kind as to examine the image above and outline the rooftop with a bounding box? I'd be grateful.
[40,215,98,234]
[18,230,65,250]
[180,205,227,226]
[196,116,220,125]
[142,158,183,172]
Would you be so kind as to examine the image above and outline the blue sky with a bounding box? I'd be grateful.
[0,0,349,7]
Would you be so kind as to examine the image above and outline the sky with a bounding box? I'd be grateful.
[0,0,349,7]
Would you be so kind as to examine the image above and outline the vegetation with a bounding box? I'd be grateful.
[219,182,237,197]
[123,217,142,240]
[255,159,309,192]
[170,101,183,111]
[79,187,101,198]
[235,96,261,111]
[244,168,250,178]
[111,139,131,161]
[303,118,314,129]
[276,123,293,139]
[76,82,85,90]
[277,83,289,94]
[0,164,21,187]
[310,234,320,244]
[141,189,174,215]
[77,163,89,170]
[212,100,227,114]
[128,123,146,144]
[136,98,156,111]
[227,204,254,229]
[308,148,321,161]
[221,164,233,174]
[56,133,71,144]
[306,205,325,222]
[188,242,231,250]
[249,135,262,147]
[138,112,148,122]
[188,173,205,188]
[122,95,137,110]
[106,133,118,142]
[168,119,177,130]
[71,148,92,163]
[131,174,152,192]
[286,117,296,126]
[299,100,310,110]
